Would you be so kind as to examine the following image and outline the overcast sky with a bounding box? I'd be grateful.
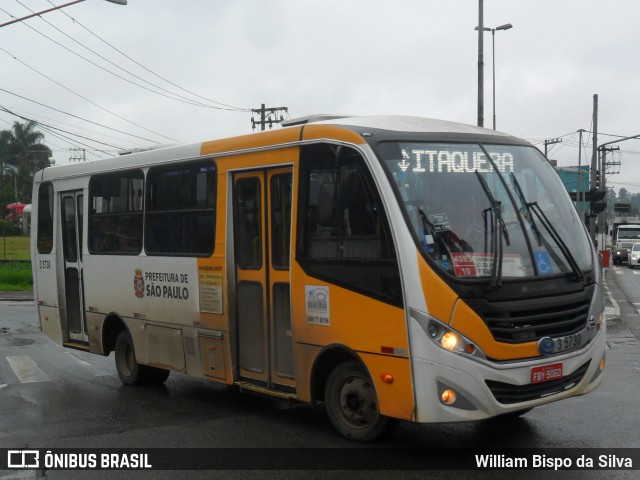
[1,0,639,193]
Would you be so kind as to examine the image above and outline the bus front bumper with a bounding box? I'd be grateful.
[410,327,607,423]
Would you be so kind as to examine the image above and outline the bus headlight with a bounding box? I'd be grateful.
[441,332,459,351]
[425,317,486,360]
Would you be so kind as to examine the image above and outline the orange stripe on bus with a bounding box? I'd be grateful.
[200,128,302,155]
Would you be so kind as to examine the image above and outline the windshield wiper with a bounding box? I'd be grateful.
[508,173,584,281]
[510,173,543,247]
[530,204,584,281]
[475,171,511,290]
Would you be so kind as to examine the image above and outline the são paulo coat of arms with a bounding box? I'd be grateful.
[134,268,144,298]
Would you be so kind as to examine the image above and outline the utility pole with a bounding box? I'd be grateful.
[599,145,620,248]
[251,104,288,131]
[589,94,598,244]
[69,148,86,163]
[543,138,562,158]
[577,129,585,218]
[477,0,485,127]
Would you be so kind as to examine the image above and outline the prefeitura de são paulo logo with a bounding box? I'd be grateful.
[134,268,144,298]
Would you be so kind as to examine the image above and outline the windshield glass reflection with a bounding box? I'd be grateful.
[378,142,592,280]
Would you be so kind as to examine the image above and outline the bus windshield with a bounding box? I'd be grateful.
[378,142,593,280]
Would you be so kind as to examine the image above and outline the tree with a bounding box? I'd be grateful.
[618,187,630,202]
[0,120,53,204]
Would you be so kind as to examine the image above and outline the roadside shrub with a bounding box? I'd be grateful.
[0,261,33,290]
[0,219,21,236]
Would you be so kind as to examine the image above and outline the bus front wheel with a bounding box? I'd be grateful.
[324,361,397,442]
[114,330,169,385]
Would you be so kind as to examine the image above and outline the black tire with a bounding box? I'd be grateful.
[114,330,170,386]
[325,361,398,442]
[115,329,143,385]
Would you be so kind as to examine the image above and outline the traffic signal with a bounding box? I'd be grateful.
[590,188,607,214]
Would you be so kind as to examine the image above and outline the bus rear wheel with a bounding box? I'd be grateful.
[325,361,397,442]
[115,330,169,385]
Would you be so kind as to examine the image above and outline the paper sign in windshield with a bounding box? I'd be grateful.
[451,252,525,278]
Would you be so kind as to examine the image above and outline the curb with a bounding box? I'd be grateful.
[0,291,34,302]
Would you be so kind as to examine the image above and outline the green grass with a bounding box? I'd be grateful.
[0,261,33,291]
[0,236,32,290]
[0,235,31,261]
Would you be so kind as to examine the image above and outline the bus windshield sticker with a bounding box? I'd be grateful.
[305,286,330,326]
[451,253,526,278]
[429,213,451,232]
[534,251,554,276]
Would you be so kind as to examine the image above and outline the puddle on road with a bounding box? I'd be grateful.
[0,336,34,347]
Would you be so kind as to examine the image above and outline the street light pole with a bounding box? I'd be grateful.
[476,23,513,130]
[477,0,484,127]
[491,24,513,130]
[0,0,126,29]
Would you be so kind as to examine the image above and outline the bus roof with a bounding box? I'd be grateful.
[34,115,521,183]
[309,115,513,137]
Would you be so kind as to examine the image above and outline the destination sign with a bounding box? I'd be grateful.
[398,149,514,174]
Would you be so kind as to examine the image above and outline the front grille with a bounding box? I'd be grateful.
[478,288,593,343]
[485,361,591,404]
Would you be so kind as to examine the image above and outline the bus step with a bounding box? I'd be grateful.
[235,382,298,401]
[62,341,90,352]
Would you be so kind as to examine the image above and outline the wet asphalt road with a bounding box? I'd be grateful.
[0,268,638,480]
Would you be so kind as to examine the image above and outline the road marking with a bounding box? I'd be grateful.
[6,355,50,383]
[615,270,624,274]
[66,351,93,367]
[0,384,7,390]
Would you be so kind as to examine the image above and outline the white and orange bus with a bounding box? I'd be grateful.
[31,115,606,441]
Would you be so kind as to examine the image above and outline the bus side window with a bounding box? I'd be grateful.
[37,182,54,254]
[88,170,143,255]
[145,159,216,257]
[297,143,402,306]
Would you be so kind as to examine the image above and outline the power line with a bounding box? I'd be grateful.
[0,48,178,143]
[0,105,123,150]
[0,87,163,144]
[0,101,147,148]
[6,3,244,112]
[44,0,251,112]
[1,106,120,158]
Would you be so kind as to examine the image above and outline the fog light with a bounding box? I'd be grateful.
[441,388,457,405]
[441,332,459,351]
[428,324,438,338]
[465,343,476,354]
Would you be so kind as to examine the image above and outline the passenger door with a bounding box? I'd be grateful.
[59,191,88,343]
[232,168,294,389]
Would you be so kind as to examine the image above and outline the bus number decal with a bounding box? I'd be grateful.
[305,286,330,326]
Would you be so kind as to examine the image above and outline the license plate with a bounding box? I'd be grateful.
[531,362,563,384]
